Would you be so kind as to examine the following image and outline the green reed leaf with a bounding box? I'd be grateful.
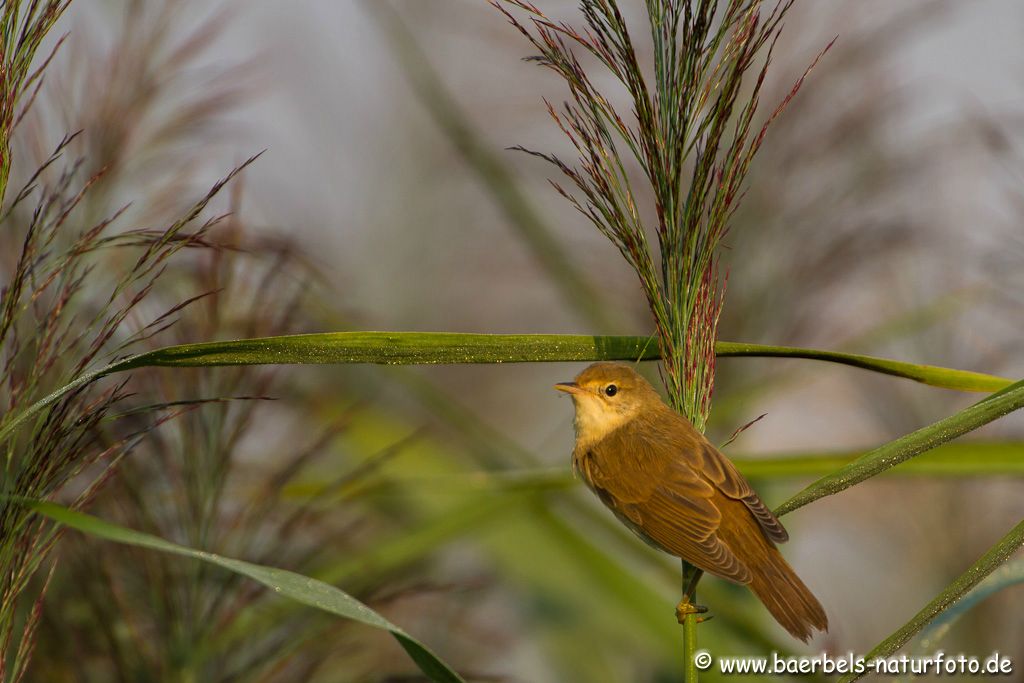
[336,441,1024,497]
[776,379,1024,516]
[17,499,466,683]
[732,442,1024,478]
[911,557,1024,656]
[836,518,1024,683]
[714,342,1010,393]
[1,332,1010,447]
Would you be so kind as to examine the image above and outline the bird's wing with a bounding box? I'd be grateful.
[586,421,752,583]
[694,440,789,544]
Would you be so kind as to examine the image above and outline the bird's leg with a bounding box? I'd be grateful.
[682,563,703,598]
[676,562,709,624]
[675,600,709,623]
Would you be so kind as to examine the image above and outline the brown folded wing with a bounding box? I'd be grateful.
[582,409,789,584]
[696,440,789,543]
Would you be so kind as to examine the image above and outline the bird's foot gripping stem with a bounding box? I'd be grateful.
[675,599,712,625]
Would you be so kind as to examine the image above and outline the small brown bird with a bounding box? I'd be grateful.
[556,361,827,641]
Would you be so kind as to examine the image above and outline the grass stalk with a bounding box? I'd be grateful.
[0,332,1009,453]
[6,3,1016,676]
[0,1,72,204]
[836,518,1024,683]
[682,613,698,681]
[0,28,257,668]
[493,0,827,676]
[776,379,1024,515]
[363,438,1024,494]
[14,499,466,683]
[680,560,701,681]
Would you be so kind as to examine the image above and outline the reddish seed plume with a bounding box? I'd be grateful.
[497,0,827,429]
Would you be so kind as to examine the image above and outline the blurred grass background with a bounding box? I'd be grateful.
[8,0,1024,681]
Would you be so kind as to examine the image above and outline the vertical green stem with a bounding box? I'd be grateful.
[681,559,701,682]
[683,613,698,682]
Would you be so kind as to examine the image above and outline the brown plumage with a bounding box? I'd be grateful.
[556,361,827,642]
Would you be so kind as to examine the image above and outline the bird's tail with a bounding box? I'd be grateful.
[748,546,828,642]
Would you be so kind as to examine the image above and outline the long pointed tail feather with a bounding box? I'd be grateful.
[748,546,828,642]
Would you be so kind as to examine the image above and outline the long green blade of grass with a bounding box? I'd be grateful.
[1,332,1011,447]
[911,557,1024,655]
[712,342,1011,392]
[837,518,1024,683]
[776,379,1024,516]
[732,442,1024,478]
[330,441,1024,497]
[17,499,466,683]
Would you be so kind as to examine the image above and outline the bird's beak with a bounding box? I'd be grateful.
[555,382,581,394]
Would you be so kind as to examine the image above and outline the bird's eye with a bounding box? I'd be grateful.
[604,384,618,397]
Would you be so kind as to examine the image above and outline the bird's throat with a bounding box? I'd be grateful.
[571,397,634,451]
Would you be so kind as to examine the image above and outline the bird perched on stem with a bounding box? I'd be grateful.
[556,361,827,642]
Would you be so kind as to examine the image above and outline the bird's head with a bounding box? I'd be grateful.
[555,361,661,447]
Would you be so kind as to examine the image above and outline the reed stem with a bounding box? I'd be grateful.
[682,560,702,682]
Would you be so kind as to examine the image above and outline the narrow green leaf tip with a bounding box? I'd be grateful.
[837,518,1024,682]
[776,380,1024,516]
[17,499,467,683]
